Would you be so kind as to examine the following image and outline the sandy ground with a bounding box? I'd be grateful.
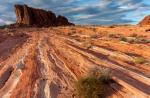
[0,25,150,98]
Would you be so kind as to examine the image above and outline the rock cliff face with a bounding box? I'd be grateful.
[138,15,150,25]
[15,4,74,27]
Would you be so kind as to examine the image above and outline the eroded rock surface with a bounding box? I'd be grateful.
[0,25,150,98]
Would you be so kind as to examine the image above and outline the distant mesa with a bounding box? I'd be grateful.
[138,15,150,25]
[14,4,74,27]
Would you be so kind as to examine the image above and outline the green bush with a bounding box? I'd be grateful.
[76,77,105,98]
[75,67,112,98]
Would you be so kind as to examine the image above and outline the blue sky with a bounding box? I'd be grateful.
[0,0,150,25]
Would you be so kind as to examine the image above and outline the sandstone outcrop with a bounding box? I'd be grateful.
[0,26,150,98]
[14,4,74,27]
[138,15,150,25]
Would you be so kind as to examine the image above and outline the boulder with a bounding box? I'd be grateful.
[14,4,74,27]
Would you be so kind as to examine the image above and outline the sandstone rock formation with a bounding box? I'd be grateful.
[0,26,150,98]
[138,15,150,25]
[15,4,74,27]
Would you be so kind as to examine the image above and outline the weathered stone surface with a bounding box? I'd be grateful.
[138,15,150,25]
[14,4,74,27]
[56,15,74,26]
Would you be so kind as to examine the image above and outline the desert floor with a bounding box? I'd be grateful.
[0,25,150,98]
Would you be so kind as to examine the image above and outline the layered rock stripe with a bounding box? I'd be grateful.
[0,25,150,98]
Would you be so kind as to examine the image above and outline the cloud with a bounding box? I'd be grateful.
[0,0,150,25]
[0,19,6,25]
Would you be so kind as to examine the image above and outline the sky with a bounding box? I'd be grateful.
[0,0,150,25]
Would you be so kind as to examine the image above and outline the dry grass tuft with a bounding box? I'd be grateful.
[75,67,112,98]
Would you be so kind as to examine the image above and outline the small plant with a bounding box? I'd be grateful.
[108,34,115,38]
[134,57,146,64]
[88,67,112,82]
[68,31,75,36]
[127,38,135,44]
[120,37,127,42]
[75,67,112,98]
[109,25,115,28]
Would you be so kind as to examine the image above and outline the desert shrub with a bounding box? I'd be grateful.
[75,77,105,98]
[127,38,135,44]
[134,57,146,64]
[108,34,115,38]
[88,67,112,83]
[120,37,136,44]
[120,37,127,42]
[68,31,76,36]
[109,25,115,28]
[75,67,112,98]
[138,38,150,43]
[109,34,123,39]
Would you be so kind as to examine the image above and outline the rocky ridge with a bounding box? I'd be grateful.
[15,4,74,27]
[139,15,150,25]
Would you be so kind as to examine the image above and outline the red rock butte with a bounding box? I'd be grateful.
[14,4,74,27]
[138,15,150,25]
[0,4,150,98]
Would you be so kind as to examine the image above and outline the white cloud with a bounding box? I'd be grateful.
[0,0,150,25]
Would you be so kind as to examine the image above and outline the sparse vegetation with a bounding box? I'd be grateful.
[108,34,116,38]
[134,57,146,64]
[120,36,150,44]
[109,25,116,28]
[120,37,127,42]
[68,31,76,36]
[108,33,123,39]
[75,67,112,98]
